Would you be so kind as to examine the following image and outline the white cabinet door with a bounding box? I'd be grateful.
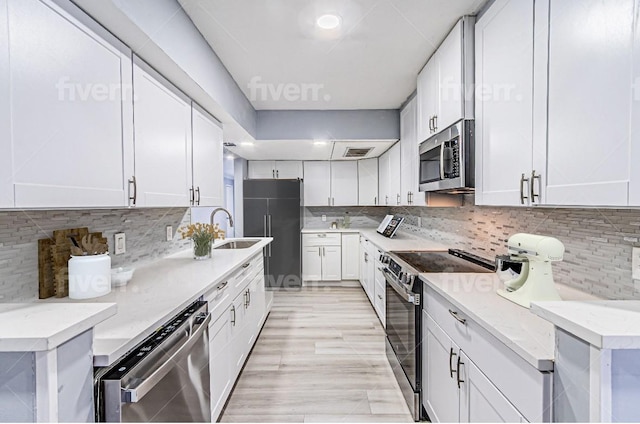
[544,0,633,206]
[303,161,331,206]
[275,161,303,179]
[133,63,192,206]
[192,106,223,207]
[8,0,133,208]
[248,161,276,179]
[330,161,358,206]
[378,152,391,205]
[359,238,367,288]
[322,246,342,281]
[438,20,464,131]
[459,351,524,423]
[388,143,402,206]
[400,98,425,206]
[341,234,360,280]
[417,58,439,143]
[424,312,460,423]
[358,158,379,206]
[475,0,534,206]
[230,291,247,377]
[209,309,232,421]
[302,246,322,281]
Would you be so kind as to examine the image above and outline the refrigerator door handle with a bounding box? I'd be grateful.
[267,215,272,257]
[263,215,267,237]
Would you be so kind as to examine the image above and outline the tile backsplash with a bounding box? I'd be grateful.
[306,196,640,300]
[0,208,191,301]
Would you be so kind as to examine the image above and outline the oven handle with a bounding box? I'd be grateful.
[439,143,445,179]
[382,268,418,305]
[122,311,211,403]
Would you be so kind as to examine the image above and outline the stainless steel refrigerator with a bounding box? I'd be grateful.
[243,179,302,288]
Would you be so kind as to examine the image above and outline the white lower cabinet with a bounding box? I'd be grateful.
[341,234,360,280]
[207,254,269,421]
[358,235,385,325]
[209,308,232,420]
[422,285,549,423]
[302,233,342,282]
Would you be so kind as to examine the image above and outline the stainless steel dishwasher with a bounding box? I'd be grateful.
[96,300,211,422]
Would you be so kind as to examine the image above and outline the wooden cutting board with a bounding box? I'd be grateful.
[38,228,108,299]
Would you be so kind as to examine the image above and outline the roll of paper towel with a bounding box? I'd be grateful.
[68,254,112,299]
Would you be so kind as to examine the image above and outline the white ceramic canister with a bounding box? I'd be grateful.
[68,254,112,299]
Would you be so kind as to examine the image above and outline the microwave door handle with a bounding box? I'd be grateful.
[439,143,445,179]
[122,312,211,403]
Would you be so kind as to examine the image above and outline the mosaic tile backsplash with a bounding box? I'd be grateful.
[0,208,191,301]
[306,196,640,300]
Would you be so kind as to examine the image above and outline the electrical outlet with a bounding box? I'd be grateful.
[166,225,173,241]
[114,233,126,255]
[417,217,422,227]
[633,247,640,280]
[322,215,327,222]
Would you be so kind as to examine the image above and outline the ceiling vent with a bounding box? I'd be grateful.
[223,142,237,147]
[343,147,373,158]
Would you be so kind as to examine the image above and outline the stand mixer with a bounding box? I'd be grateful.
[496,233,565,308]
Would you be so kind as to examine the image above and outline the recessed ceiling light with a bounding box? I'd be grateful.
[317,14,341,30]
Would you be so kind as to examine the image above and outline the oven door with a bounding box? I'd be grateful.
[383,269,419,389]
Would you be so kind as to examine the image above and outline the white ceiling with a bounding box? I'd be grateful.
[226,139,396,161]
[178,0,485,110]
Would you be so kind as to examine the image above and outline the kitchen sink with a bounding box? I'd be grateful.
[213,239,261,250]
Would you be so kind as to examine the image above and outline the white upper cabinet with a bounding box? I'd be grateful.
[303,161,331,206]
[378,150,391,206]
[475,0,535,206]
[400,98,425,206]
[477,0,639,207]
[358,158,379,206]
[192,105,224,207]
[545,0,633,206]
[330,161,358,206]
[417,18,474,143]
[132,62,192,207]
[388,143,402,206]
[248,161,303,179]
[5,0,134,208]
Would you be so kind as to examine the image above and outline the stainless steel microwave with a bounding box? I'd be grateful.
[418,119,475,193]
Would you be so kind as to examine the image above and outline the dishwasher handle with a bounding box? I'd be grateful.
[122,312,211,403]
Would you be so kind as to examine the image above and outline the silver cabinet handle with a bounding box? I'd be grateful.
[520,173,530,205]
[323,246,326,256]
[449,309,466,325]
[364,252,368,263]
[328,197,331,206]
[397,193,400,205]
[456,355,465,389]
[428,116,433,132]
[318,247,321,257]
[434,115,438,132]
[385,195,389,205]
[128,176,137,206]
[216,281,228,291]
[195,186,201,205]
[244,290,249,308]
[439,143,445,179]
[189,186,195,206]
[449,347,457,378]
[276,169,279,179]
[231,305,236,326]
[332,197,335,206]
[272,169,275,179]
[123,312,211,402]
[407,192,410,204]
[374,196,377,205]
[242,262,251,269]
[377,294,382,300]
[531,170,541,203]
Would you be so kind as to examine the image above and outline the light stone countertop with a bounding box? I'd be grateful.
[44,237,273,366]
[530,300,640,349]
[301,227,448,252]
[421,273,600,370]
[0,303,116,352]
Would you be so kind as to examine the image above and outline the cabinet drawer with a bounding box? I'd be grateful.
[303,233,341,246]
[423,285,551,422]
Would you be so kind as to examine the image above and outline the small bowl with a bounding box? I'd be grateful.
[111,267,135,287]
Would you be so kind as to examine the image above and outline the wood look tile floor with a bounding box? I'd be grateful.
[220,287,413,423]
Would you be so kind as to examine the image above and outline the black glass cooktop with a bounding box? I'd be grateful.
[392,249,495,273]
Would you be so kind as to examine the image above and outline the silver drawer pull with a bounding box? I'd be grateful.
[377,294,383,300]
[216,281,228,291]
[449,309,466,325]
[242,262,251,268]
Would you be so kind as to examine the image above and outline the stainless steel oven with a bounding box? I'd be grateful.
[419,119,475,193]
[96,300,211,422]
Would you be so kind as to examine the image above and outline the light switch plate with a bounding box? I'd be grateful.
[633,247,640,280]
[322,215,327,222]
[166,225,173,241]
[114,233,126,255]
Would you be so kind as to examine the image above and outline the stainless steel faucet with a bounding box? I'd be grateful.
[210,207,234,227]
